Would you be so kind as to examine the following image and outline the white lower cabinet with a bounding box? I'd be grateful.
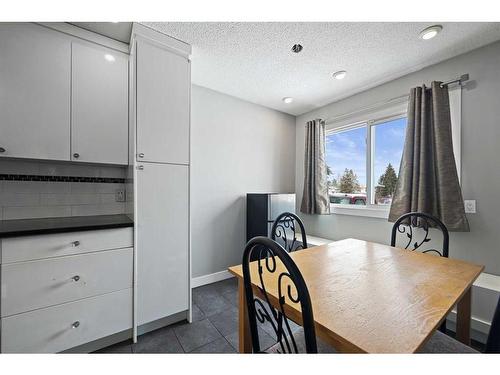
[1,247,133,317]
[1,288,132,354]
[0,227,134,353]
[136,162,189,325]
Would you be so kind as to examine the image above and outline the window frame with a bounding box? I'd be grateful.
[325,88,462,219]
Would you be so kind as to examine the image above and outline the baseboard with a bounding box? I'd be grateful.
[191,270,234,288]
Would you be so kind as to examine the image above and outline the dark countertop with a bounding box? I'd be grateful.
[0,214,133,238]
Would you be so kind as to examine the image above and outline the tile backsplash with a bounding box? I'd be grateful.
[0,160,127,220]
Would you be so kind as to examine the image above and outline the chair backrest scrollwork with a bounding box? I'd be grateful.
[242,236,317,353]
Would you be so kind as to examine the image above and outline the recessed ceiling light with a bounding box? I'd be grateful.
[291,44,303,53]
[419,25,443,40]
[282,97,294,104]
[332,70,347,80]
[104,54,116,62]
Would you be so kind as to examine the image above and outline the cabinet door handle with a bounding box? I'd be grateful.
[137,165,144,170]
[0,147,5,153]
[73,153,80,158]
[138,153,144,158]
[71,275,81,282]
[72,240,80,247]
[72,321,80,329]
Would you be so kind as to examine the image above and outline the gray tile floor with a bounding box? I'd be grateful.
[95,277,277,354]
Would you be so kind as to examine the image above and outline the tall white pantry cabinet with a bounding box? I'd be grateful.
[130,25,192,338]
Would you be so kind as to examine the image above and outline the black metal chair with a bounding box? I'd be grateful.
[391,212,449,258]
[421,294,500,353]
[271,212,308,252]
[391,212,450,333]
[242,236,317,353]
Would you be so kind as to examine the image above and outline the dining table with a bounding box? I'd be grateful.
[228,238,484,353]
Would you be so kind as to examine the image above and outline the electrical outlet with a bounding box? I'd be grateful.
[464,200,476,214]
[115,189,126,202]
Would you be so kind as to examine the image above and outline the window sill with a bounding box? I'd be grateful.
[330,204,390,219]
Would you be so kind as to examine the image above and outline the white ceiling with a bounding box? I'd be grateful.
[142,22,500,115]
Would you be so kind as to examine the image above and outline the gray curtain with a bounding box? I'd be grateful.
[389,82,469,231]
[300,119,330,215]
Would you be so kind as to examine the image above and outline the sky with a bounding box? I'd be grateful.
[325,117,407,191]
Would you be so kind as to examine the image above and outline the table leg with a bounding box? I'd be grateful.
[456,287,472,345]
[238,277,252,353]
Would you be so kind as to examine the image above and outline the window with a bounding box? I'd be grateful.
[325,87,461,218]
[326,125,367,205]
[371,116,407,205]
[326,114,406,209]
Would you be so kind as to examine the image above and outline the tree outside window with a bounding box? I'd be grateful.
[374,163,398,205]
[339,168,361,194]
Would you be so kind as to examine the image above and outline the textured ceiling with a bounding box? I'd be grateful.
[142,22,500,115]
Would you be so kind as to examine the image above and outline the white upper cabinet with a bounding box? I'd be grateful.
[0,23,129,165]
[136,41,190,164]
[0,23,71,161]
[71,42,129,165]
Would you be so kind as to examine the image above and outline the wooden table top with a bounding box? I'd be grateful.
[228,238,484,353]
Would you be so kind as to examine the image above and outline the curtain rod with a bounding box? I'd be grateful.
[440,73,469,88]
[323,73,469,125]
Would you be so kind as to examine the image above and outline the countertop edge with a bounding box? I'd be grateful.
[0,215,134,239]
[0,222,134,238]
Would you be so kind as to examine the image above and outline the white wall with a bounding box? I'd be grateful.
[191,85,296,278]
[295,41,500,276]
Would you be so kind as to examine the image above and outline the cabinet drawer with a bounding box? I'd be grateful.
[1,288,132,353]
[1,247,132,317]
[1,227,133,263]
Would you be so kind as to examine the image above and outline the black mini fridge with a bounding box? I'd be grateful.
[246,193,296,242]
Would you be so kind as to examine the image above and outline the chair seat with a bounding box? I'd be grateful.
[265,328,337,354]
[420,331,479,354]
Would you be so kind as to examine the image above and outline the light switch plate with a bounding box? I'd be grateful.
[464,200,476,213]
